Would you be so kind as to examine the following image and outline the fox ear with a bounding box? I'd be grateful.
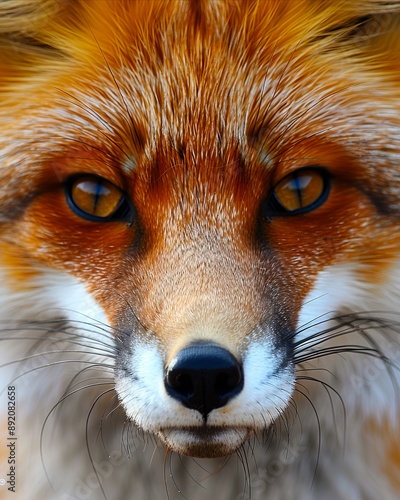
[0,0,80,56]
[0,0,84,94]
[0,0,61,38]
[352,6,400,72]
[324,1,400,38]
[318,2,400,72]
[350,1,400,37]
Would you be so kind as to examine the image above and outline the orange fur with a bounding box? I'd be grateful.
[1,1,400,499]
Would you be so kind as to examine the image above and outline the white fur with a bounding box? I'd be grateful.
[1,261,399,499]
[117,332,293,434]
[298,263,400,422]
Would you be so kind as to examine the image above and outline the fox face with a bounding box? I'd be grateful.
[1,0,400,496]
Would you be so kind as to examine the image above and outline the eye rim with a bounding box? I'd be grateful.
[264,166,331,219]
[64,173,134,224]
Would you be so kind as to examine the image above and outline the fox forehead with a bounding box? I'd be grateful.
[1,0,399,213]
[1,0,399,182]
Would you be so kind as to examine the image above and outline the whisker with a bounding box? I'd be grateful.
[293,385,321,487]
[39,374,114,491]
[0,320,118,348]
[1,348,115,369]
[168,454,189,500]
[97,391,121,456]
[85,387,117,500]
[175,455,208,491]
[296,375,347,446]
[2,359,114,391]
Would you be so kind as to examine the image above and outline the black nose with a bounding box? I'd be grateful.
[165,342,244,419]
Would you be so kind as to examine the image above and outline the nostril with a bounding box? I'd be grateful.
[165,342,244,419]
[168,371,194,399]
[216,370,242,395]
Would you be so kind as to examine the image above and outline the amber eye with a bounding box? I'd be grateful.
[266,167,330,217]
[65,175,132,222]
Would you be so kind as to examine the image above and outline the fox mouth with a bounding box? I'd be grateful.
[116,336,295,460]
[158,426,250,458]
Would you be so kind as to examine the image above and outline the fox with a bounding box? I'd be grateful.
[1,0,400,499]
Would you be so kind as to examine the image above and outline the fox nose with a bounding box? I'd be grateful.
[165,342,244,419]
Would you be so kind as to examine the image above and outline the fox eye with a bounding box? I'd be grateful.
[65,175,132,222]
[266,167,330,217]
